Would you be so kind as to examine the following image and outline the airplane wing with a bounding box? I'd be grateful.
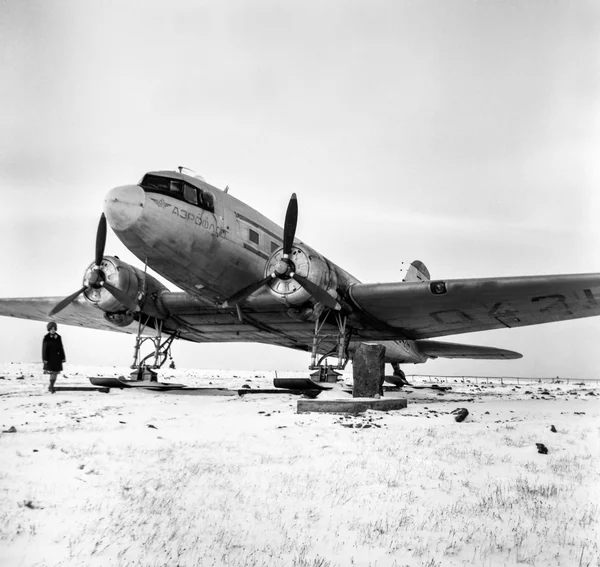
[0,297,141,334]
[3,273,598,360]
[349,273,600,339]
[0,293,317,348]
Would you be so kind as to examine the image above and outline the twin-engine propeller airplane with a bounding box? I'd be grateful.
[1,167,599,383]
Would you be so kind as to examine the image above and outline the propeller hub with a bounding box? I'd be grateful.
[87,266,105,289]
[274,258,294,279]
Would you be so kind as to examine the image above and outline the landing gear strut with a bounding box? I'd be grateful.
[387,362,410,387]
[130,316,178,381]
[309,310,351,382]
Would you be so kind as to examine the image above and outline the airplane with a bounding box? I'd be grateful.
[1,167,599,385]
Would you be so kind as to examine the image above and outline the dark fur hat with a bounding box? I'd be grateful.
[47,321,57,331]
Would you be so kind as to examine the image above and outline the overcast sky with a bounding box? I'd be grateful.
[1,0,599,376]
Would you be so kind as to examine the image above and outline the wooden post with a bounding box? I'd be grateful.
[353,343,386,398]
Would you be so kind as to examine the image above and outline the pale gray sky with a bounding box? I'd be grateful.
[1,0,599,376]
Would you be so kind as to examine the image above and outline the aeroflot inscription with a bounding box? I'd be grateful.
[150,197,227,237]
[171,206,215,233]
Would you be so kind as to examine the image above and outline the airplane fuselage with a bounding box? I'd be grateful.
[103,170,427,364]
[104,170,357,308]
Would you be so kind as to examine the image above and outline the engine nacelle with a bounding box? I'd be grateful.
[264,246,337,306]
[82,256,168,321]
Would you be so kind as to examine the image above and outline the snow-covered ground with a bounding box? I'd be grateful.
[0,363,598,567]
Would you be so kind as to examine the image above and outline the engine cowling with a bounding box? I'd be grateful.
[82,256,168,325]
[264,246,337,306]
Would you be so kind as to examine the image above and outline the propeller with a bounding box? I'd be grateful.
[222,194,340,311]
[222,275,275,308]
[282,193,298,256]
[48,286,87,318]
[102,281,140,312]
[48,213,138,317]
[95,213,107,266]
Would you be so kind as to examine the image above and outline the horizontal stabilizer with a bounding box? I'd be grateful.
[416,340,522,360]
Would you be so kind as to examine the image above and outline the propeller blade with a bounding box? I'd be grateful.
[103,282,140,312]
[283,193,298,256]
[222,275,274,308]
[95,213,107,266]
[48,286,87,317]
[292,273,341,311]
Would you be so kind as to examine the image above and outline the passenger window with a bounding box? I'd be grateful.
[271,241,279,253]
[183,184,198,205]
[249,228,259,245]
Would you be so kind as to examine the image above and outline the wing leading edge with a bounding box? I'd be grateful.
[349,273,600,339]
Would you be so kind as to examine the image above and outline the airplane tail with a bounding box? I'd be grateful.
[401,260,430,282]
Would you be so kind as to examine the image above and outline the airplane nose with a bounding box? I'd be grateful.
[104,184,145,231]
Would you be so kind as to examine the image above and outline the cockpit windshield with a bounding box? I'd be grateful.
[141,175,181,193]
[140,173,214,212]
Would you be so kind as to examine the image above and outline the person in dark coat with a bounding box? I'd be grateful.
[42,321,66,393]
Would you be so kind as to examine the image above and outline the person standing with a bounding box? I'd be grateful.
[42,322,66,393]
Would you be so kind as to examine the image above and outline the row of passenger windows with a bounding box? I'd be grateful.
[140,174,215,212]
[247,227,279,253]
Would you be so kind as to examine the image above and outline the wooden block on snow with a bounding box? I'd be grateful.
[297,398,407,415]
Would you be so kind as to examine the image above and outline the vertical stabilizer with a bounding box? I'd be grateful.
[401,260,430,282]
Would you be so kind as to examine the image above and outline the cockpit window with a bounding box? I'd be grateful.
[140,174,215,213]
[140,174,171,192]
[141,174,183,194]
[183,184,198,205]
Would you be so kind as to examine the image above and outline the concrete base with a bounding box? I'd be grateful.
[297,397,407,415]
